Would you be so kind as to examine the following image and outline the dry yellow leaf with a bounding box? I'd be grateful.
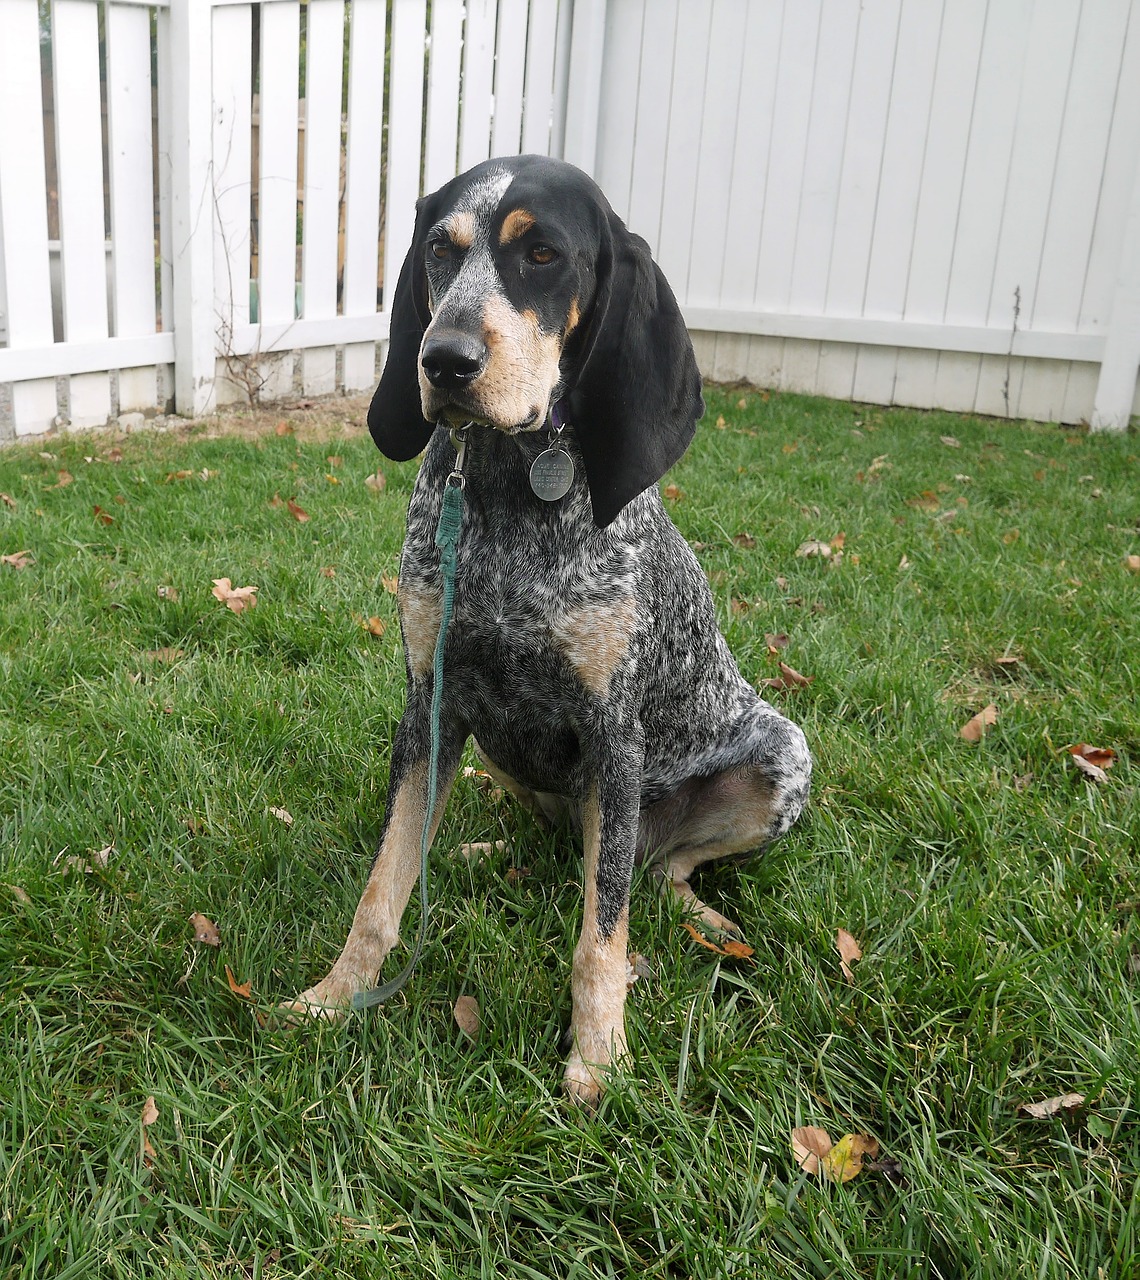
[822,1133,879,1182]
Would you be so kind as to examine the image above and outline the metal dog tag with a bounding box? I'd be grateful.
[529,446,575,501]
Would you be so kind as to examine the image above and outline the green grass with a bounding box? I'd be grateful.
[1,389,1138,1278]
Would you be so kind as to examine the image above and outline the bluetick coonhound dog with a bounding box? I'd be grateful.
[286,155,811,1104]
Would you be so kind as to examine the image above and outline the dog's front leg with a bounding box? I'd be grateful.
[564,727,643,1106]
[284,700,464,1019]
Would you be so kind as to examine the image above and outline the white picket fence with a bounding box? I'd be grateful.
[1,0,1138,438]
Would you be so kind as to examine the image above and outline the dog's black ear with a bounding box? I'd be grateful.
[568,214,704,528]
[368,197,437,460]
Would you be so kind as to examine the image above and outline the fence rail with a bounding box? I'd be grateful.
[1,0,1138,438]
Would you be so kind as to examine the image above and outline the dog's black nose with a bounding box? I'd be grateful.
[421,332,487,389]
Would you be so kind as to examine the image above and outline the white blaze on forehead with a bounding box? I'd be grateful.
[450,168,514,239]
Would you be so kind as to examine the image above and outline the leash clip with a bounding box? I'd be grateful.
[447,422,471,488]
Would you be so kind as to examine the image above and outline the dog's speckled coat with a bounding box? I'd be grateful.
[286,156,811,1104]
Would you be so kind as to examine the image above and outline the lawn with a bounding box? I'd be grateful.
[0,388,1138,1278]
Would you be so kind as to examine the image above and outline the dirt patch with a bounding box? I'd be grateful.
[173,393,374,444]
[1,392,375,452]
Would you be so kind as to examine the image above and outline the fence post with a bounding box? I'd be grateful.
[1092,153,1140,430]
[165,0,216,416]
[560,0,607,175]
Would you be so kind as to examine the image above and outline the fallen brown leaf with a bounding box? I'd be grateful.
[940,435,961,448]
[364,615,386,637]
[93,505,114,526]
[6,884,31,905]
[144,647,184,664]
[761,661,814,692]
[960,703,998,742]
[50,471,74,489]
[1127,554,1140,573]
[1,551,34,570]
[906,491,940,512]
[225,965,252,999]
[836,927,862,983]
[681,921,726,954]
[732,532,756,549]
[364,470,387,493]
[791,1126,833,1175]
[1019,1092,1084,1119]
[211,578,258,614]
[722,939,755,960]
[156,584,179,601]
[189,912,221,946]
[269,806,294,826]
[453,994,480,1040]
[795,539,832,559]
[141,1095,159,1162]
[381,574,399,594]
[0,493,15,508]
[320,566,337,578]
[663,484,683,501]
[1065,743,1116,773]
[286,498,310,522]
[457,839,507,862]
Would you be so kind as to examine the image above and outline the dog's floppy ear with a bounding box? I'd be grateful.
[368,197,438,460]
[568,213,704,528]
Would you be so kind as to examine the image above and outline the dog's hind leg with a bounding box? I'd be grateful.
[282,704,466,1019]
[640,705,811,938]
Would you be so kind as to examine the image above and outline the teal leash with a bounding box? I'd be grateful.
[352,426,469,1012]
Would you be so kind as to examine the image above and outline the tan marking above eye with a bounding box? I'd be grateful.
[443,211,475,249]
[499,207,536,245]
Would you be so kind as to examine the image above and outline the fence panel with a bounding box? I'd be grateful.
[383,0,427,317]
[459,0,496,173]
[211,3,253,401]
[53,0,112,427]
[105,4,157,415]
[342,0,389,393]
[0,0,57,435]
[424,0,463,194]
[256,0,302,400]
[3,0,1138,436]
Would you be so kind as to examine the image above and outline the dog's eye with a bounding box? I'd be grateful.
[527,244,557,266]
[429,239,451,261]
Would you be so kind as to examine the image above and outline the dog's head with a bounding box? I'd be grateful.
[368,155,703,527]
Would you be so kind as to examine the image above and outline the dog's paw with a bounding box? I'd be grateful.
[271,981,354,1029]
[562,1056,606,1109]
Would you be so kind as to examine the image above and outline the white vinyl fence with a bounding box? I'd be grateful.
[1,0,1138,439]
